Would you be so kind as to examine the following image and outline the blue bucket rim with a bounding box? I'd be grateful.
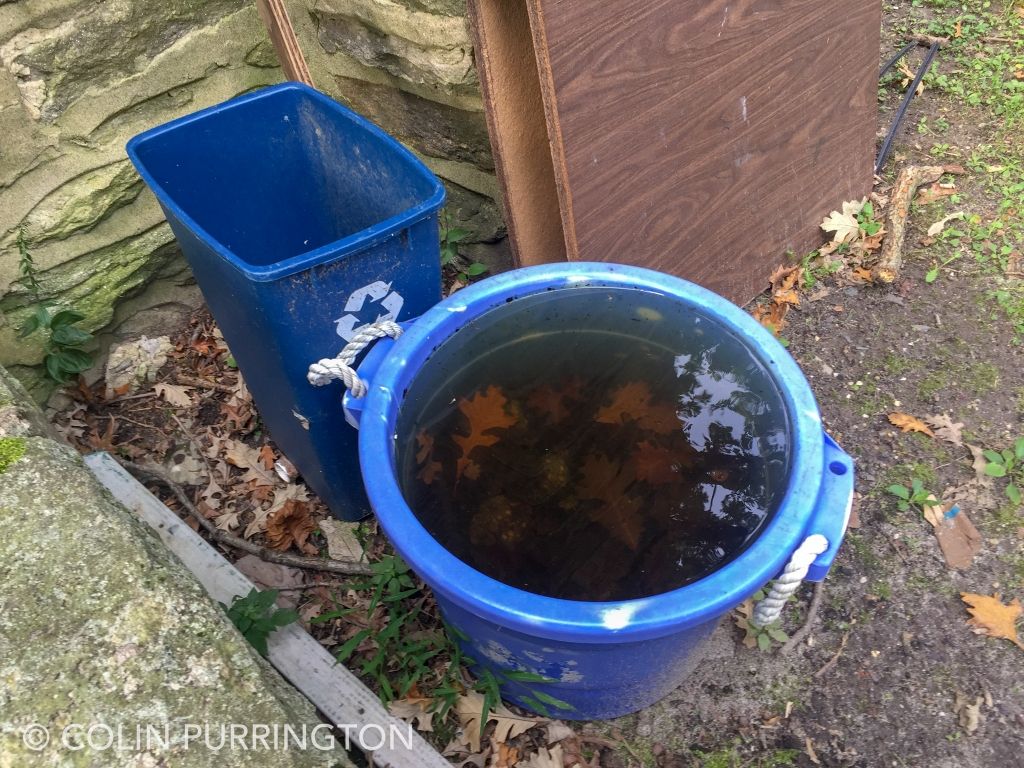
[358,263,825,643]
[125,81,446,283]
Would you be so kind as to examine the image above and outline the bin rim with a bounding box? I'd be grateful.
[126,81,446,283]
[358,263,828,644]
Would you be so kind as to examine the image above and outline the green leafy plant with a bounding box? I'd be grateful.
[983,438,1024,506]
[735,589,790,652]
[316,555,455,708]
[14,227,94,384]
[440,211,488,282]
[886,478,940,512]
[799,249,843,289]
[223,588,299,657]
[856,200,882,237]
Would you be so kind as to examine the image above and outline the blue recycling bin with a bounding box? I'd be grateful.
[127,82,445,520]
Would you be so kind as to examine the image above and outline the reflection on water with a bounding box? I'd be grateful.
[396,287,791,601]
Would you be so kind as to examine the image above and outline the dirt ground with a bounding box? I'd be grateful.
[48,2,1024,767]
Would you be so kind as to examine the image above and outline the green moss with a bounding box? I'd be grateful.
[918,369,951,399]
[965,362,1000,394]
[988,503,1024,535]
[0,437,26,473]
[882,352,915,375]
[692,745,800,768]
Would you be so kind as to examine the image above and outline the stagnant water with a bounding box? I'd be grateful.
[394,286,791,601]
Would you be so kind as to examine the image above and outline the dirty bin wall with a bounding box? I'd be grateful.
[0,1,283,399]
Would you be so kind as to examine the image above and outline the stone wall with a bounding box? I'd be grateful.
[0,0,506,400]
[0,0,283,399]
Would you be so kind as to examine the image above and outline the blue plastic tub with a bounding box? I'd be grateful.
[127,82,445,520]
[341,263,854,719]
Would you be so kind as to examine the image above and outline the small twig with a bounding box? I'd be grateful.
[813,631,850,679]
[104,391,158,404]
[116,414,171,434]
[120,460,373,576]
[780,581,826,655]
[175,374,236,393]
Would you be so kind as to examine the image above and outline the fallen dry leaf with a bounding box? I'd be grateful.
[389,697,435,732]
[888,412,935,437]
[154,382,193,408]
[489,740,518,768]
[925,414,965,446]
[245,484,310,538]
[954,691,984,734]
[455,692,543,753]
[265,499,317,555]
[926,211,965,238]
[214,509,240,531]
[544,722,575,745]
[821,199,867,243]
[961,593,1024,650]
[318,518,364,562]
[518,745,562,768]
[733,599,759,649]
[234,554,305,590]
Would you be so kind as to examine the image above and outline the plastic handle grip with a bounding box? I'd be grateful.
[341,335,398,429]
[805,432,855,581]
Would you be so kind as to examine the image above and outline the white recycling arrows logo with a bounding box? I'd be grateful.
[334,280,405,341]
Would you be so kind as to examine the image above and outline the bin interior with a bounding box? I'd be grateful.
[131,87,438,269]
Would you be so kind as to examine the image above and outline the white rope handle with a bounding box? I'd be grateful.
[752,534,829,627]
[307,319,403,398]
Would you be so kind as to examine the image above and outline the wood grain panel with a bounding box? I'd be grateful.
[523,0,881,304]
[255,0,314,86]
[467,0,567,266]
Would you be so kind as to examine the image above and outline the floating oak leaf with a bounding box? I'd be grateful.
[590,495,644,550]
[454,386,516,480]
[578,453,633,501]
[527,384,571,424]
[415,431,443,485]
[633,441,679,485]
[595,381,680,434]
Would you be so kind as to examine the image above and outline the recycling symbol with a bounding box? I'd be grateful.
[334,280,405,341]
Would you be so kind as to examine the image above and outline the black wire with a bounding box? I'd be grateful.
[874,42,940,175]
[879,41,917,78]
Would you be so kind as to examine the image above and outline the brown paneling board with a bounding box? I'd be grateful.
[523,0,880,304]
[467,0,568,266]
[255,0,314,86]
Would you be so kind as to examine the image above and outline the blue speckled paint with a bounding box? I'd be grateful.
[347,263,853,719]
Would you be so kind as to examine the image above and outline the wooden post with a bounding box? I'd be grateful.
[255,0,315,86]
